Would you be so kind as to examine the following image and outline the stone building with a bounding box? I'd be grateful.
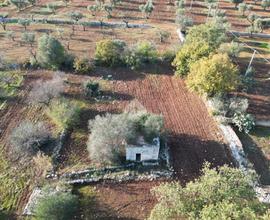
[125,136,160,162]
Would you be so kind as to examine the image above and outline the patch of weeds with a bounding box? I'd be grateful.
[0,71,24,110]
[75,186,97,219]
[0,146,32,213]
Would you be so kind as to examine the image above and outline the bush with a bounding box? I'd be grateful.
[87,113,136,165]
[83,80,100,97]
[172,40,211,77]
[185,22,227,50]
[149,163,268,220]
[35,192,79,220]
[232,112,255,133]
[73,58,94,74]
[124,41,158,70]
[160,49,177,63]
[94,39,126,67]
[61,53,75,71]
[28,72,65,105]
[218,41,243,58]
[87,112,164,165]
[132,112,164,142]
[9,120,51,157]
[187,53,239,96]
[37,34,66,70]
[47,99,82,130]
[241,67,255,92]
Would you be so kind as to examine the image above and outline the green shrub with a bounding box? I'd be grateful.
[83,80,100,97]
[73,58,94,74]
[61,53,75,71]
[37,34,66,70]
[149,163,268,220]
[160,49,177,63]
[187,53,239,96]
[9,120,51,158]
[172,40,211,77]
[232,112,255,133]
[218,41,243,58]
[35,192,79,220]
[94,39,126,67]
[185,22,227,50]
[241,67,255,92]
[47,99,82,130]
[125,41,158,70]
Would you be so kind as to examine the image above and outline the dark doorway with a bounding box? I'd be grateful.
[136,153,141,161]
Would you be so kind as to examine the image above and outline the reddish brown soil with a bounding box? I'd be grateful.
[0,67,232,217]
[91,181,161,220]
[60,66,232,179]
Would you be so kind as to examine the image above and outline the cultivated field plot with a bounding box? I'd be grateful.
[1,0,270,30]
[60,67,231,179]
[236,37,270,120]
[75,182,160,220]
[0,67,231,218]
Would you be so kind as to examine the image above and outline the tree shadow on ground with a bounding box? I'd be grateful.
[168,132,234,184]
[73,186,139,220]
[237,130,270,185]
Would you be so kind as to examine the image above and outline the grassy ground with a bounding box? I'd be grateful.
[237,127,270,185]
[0,71,24,110]
[250,126,270,159]
[0,145,33,216]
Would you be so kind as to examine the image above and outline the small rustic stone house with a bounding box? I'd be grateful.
[125,136,160,162]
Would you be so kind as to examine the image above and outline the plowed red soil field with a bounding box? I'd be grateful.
[0,67,232,218]
[61,66,232,179]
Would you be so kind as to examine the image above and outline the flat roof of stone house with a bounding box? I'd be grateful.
[126,136,160,148]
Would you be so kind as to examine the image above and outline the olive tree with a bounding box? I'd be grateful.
[0,13,8,31]
[35,192,79,220]
[68,11,83,35]
[9,120,52,158]
[149,163,269,220]
[18,19,31,30]
[6,31,15,41]
[175,8,193,31]
[36,34,66,69]
[9,0,28,11]
[28,72,65,105]
[185,22,227,50]
[229,0,243,8]
[139,0,154,19]
[261,0,270,10]
[87,112,164,165]
[87,113,136,165]
[21,32,35,47]
[238,3,252,17]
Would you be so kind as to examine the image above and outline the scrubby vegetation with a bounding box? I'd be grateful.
[0,0,270,218]
[186,53,239,96]
[0,71,23,109]
[94,39,126,67]
[9,120,52,158]
[36,34,67,70]
[28,72,65,105]
[46,99,82,130]
[149,163,270,220]
[34,191,79,220]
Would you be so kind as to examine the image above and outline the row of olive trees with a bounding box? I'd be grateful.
[172,21,255,133]
[9,0,38,11]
